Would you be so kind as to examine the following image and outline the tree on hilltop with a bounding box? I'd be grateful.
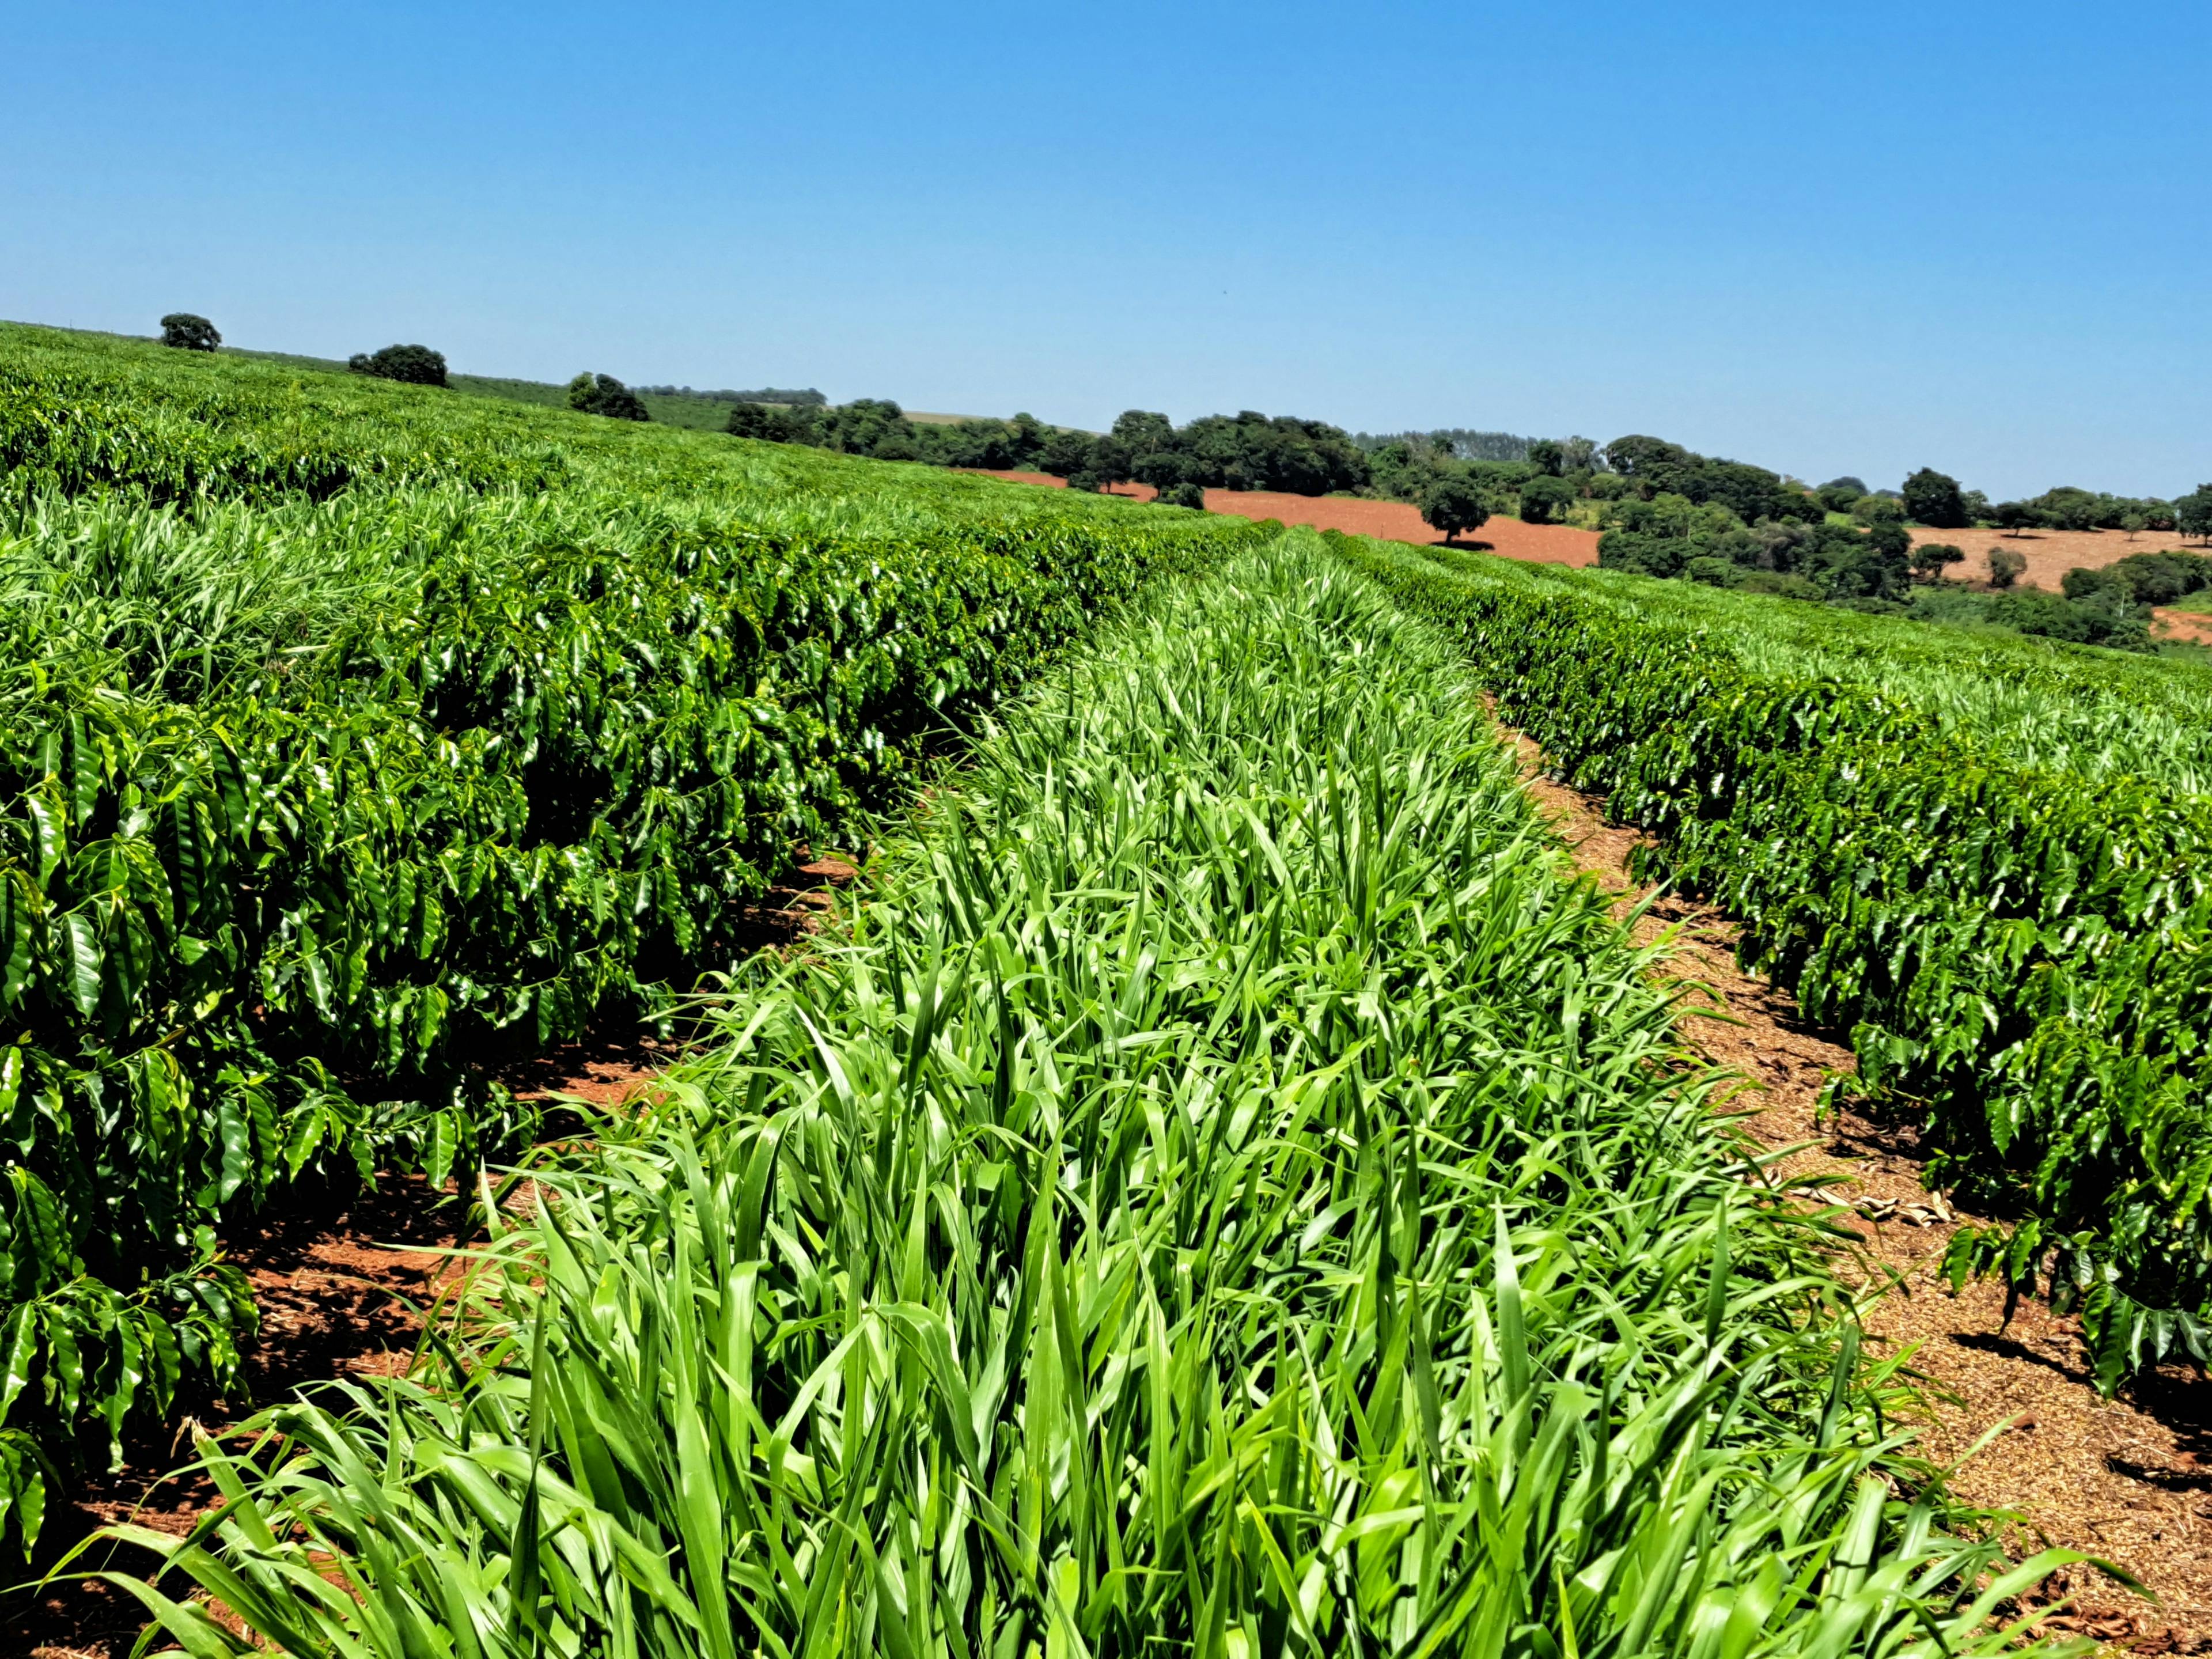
[349,344,448,387]
[1993,500,2046,537]
[160,313,220,352]
[569,373,650,421]
[1902,467,1968,529]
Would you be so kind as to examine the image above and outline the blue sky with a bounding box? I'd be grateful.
[6,1,2206,498]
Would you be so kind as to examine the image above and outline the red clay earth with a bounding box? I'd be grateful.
[2153,608,2212,646]
[1910,525,2206,593]
[969,472,2212,602]
[959,470,1601,568]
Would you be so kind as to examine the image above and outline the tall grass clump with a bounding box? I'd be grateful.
[90,537,2081,1656]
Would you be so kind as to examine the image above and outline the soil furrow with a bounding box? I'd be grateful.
[1501,718,2212,1652]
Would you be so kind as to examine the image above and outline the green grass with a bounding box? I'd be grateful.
[88,539,2084,1657]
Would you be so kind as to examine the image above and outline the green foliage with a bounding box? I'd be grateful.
[637,382,825,407]
[1987,547,2027,588]
[0,320,1266,1550]
[1417,472,1488,541]
[1604,435,1810,523]
[725,397,1369,499]
[1328,527,2212,1387]
[1600,505,1910,602]
[346,344,448,387]
[1351,425,1539,463]
[1817,478,1869,514]
[566,371,649,421]
[2098,548,2212,606]
[2177,484,2212,542]
[1518,472,1575,523]
[1909,541,1964,581]
[1987,584,2150,650]
[157,315,219,353]
[93,543,2084,1656]
[1902,468,1968,529]
[1130,409,1369,494]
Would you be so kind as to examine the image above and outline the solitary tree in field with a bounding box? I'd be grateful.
[1993,500,2044,537]
[1987,547,2027,588]
[1901,467,1968,529]
[568,373,650,421]
[2121,511,2149,540]
[1910,541,1965,582]
[1419,474,1490,544]
[160,313,220,351]
[349,344,448,387]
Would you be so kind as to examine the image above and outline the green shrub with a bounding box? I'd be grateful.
[347,343,448,386]
[158,313,219,352]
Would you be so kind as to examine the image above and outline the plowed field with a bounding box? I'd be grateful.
[1911,525,2200,590]
[959,471,1601,567]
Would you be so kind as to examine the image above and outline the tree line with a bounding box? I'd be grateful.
[726,402,1371,506]
[1565,436,2212,652]
[156,310,2212,648]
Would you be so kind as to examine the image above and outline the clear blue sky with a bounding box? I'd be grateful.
[7,1,2206,498]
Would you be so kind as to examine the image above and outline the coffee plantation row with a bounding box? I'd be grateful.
[107,542,2078,1657]
[0,324,1271,1546]
[1328,531,2212,1390]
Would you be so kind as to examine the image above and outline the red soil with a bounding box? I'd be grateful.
[1911,525,2206,593]
[959,471,1601,570]
[2155,608,2212,646]
[969,474,2212,596]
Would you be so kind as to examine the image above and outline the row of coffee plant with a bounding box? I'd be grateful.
[1327,529,2212,1389]
[99,541,2078,1656]
[0,323,1268,1547]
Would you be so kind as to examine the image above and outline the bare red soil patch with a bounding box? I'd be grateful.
[1500,715,2212,1650]
[1912,525,2204,593]
[958,469,1601,570]
[2154,608,2212,646]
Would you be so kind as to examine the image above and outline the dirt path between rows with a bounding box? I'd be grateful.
[1499,718,2212,1652]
